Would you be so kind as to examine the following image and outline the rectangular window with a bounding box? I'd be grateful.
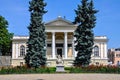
[94,51,99,57]
[56,43,63,47]
[96,62,99,65]
[116,54,119,57]
[47,44,51,47]
[68,44,72,47]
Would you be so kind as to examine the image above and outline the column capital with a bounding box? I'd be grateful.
[64,32,67,34]
[52,32,55,34]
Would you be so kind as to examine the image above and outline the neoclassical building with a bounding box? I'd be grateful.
[12,17,108,67]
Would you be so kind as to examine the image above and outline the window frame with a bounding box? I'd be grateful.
[93,45,99,57]
[20,45,25,57]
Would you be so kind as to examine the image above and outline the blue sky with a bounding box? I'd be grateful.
[0,0,120,49]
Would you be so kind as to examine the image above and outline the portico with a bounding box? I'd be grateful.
[45,17,77,59]
[46,31,74,59]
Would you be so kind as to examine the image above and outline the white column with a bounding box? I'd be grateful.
[52,32,55,59]
[74,37,77,57]
[64,32,68,59]
[16,43,19,58]
[12,43,15,59]
[72,33,75,57]
[101,43,103,59]
[17,44,19,58]
[104,43,107,58]
[99,43,101,59]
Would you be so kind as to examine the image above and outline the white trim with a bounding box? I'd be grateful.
[46,30,74,32]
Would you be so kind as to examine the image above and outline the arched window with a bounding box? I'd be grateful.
[20,45,25,57]
[94,46,99,57]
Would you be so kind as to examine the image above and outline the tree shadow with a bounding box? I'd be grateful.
[36,79,44,80]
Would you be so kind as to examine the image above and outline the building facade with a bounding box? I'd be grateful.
[12,17,108,67]
[108,48,120,65]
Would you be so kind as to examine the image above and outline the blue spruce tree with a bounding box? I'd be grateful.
[73,0,98,67]
[25,0,47,68]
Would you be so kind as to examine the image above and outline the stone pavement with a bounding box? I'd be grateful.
[0,74,120,80]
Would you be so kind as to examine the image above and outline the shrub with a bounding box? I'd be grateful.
[69,65,120,73]
[0,66,56,74]
[0,65,120,74]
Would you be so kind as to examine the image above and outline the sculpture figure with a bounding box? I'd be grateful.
[56,55,63,64]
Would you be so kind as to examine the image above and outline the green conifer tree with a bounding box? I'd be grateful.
[25,0,47,68]
[73,0,98,67]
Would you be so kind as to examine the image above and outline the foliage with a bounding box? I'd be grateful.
[0,15,13,56]
[69,65,120,73]
[0,65,120,74]
[25,0,47,68]
[73,0,98,66]
[0,66,56,74]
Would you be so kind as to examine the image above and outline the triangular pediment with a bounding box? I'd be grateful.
[45,17,74,26]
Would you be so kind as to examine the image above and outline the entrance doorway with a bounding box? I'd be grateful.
[57,48,62,57]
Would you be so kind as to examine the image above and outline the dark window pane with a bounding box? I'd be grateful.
[56,44,63,47]
[47,44,51,47]
[20,45,25,57]
[68,44,72,47]
[94,46,99,57]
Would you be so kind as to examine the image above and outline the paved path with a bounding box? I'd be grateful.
[0,74,120,80]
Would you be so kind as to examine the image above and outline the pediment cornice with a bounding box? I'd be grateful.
[45,17,75,26]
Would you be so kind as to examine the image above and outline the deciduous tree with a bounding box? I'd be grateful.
[0,15,13,56]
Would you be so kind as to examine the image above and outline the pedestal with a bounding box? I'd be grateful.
[56,64,65,72]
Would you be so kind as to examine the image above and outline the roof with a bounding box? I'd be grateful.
[45,16,76,26]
